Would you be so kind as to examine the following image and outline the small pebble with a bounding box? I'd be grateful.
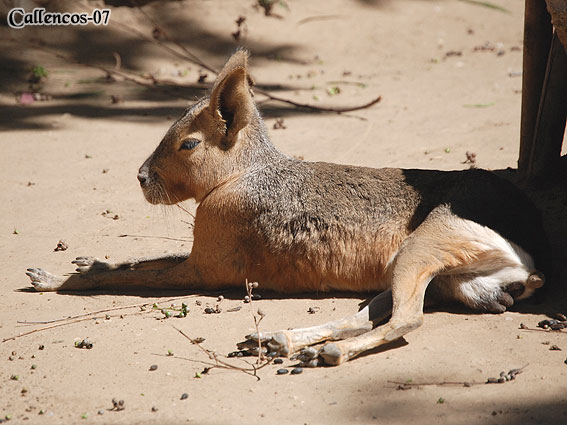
[151,407,158,412]
[550,345,562,351]
[204,307,215,314]
[75,339,93,349]
[38,345,44,350]
[149,364,158,371]
[180,393,189,400]
[217,295,224,302]
[276,368,289,375]
[97,410,104,415]
[273,358,284,364]
[244,295,251,303]
[291,367,303,375]
[538,319,558,328]
[111,399,125,411]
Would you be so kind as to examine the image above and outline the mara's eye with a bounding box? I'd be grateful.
[179,139,200,151]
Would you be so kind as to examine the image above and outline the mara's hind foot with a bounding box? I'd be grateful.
[239,331,295,358]
[239,331,349,367]
[26,268,66,292]
[455,270,546,314]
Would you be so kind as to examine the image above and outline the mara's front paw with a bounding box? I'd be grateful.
[25,268,64,292]
[72,257,113,274]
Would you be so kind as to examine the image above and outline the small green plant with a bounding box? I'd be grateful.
[32,65,48,79]
[326,86,341,96]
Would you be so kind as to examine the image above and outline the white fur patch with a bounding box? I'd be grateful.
[445,220,537,305]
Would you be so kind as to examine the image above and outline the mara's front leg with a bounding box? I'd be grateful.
[25,253,207,292]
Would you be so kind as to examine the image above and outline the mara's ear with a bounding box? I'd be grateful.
[209,50,255,148]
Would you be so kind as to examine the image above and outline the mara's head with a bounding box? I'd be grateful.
[137,50,268,205]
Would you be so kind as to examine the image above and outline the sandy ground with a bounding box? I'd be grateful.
[1,0,567,424]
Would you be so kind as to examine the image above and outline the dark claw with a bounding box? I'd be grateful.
[504,282,525,299]
[498,292,514,308]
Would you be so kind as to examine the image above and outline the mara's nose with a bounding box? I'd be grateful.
[137,172,147,186]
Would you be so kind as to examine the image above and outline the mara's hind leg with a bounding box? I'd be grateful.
[279,209,544,366]
[241,289,393,360]
[26,253,192,292]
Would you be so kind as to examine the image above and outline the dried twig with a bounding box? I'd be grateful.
[126,0,217,73]
[24,36,381,116]
[4,310,145,342]
[297,14,344,25]
[245,279,265,364]
[3,296,198,342]
[388,364,529,389]
[255,88,382,114]
[78,1,382,115]
[520,325,567,334]
[173,326,271,380]
[116,234,193,242]
[388,380,483,389]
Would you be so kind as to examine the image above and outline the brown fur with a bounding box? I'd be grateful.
[26,50,549,366]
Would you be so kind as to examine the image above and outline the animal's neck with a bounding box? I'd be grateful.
[236,117,287,169]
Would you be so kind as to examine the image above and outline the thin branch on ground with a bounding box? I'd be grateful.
[388,364,529,389]
[173,326,271,380]
[127,0,218,73]
[25,38,382,115]
[387,380,484,389]
[246,279,265,364]
[116,234,193,242]
[297,15,345,25]
[4,310,146,342]
[16,295,194,325]
[3,296,199,342]
[73,2,383,115]
[255,89,382,114]
[519,325,567,334]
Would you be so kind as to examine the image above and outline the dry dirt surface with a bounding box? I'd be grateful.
[1,0,567,424]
